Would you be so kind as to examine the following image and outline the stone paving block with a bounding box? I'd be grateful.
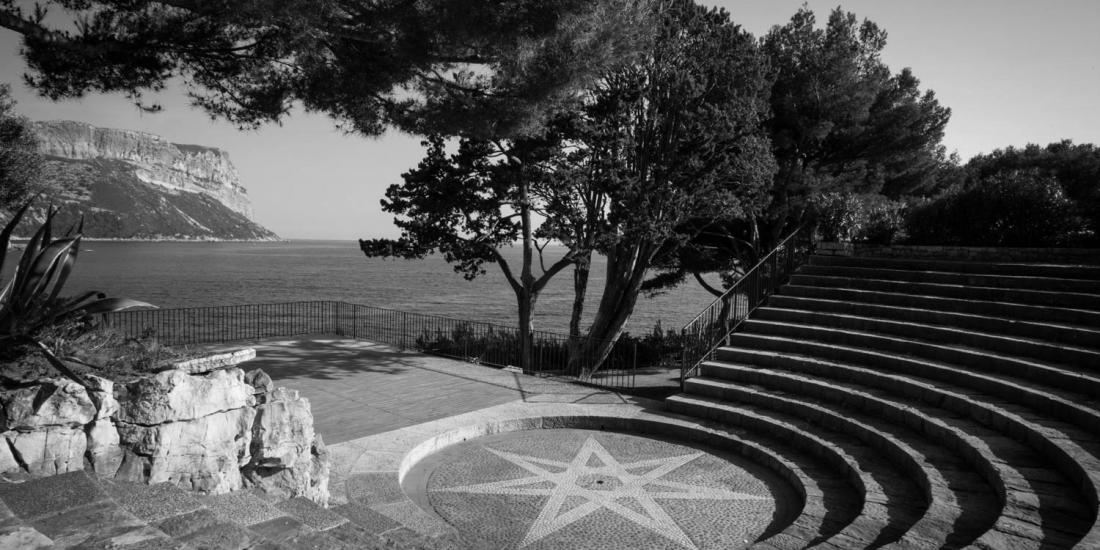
[201,490,286,526]
[332,502,402,534]
[0,525,52,550]
[155,508,221,538]
[371,499,455,538]
[249,515,315,545]
[344,472,406,505]
[103,480,204,523]
[324,521,389,549]
[276,496,348,530]
[0,470,107,520]
[381,526,464,550]
[173,517,265,550]
[28,502,153,549]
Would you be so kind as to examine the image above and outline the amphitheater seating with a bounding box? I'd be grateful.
[668,254,1100,549]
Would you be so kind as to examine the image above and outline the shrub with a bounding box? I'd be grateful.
[1,201,154,385]
[905,170,1088,247]
[812,192,907,244]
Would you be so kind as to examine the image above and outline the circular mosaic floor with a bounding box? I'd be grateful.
[405,429,799,550]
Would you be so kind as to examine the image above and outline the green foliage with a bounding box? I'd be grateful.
[4,325,187,386]
[564,0,775,365]
[761,6,950,241]
[3,0,652,138]
[963,141,1100,244]
[0,84,43,211]
[1,201,155,384]
[813,192,907,244]
[905,170,1088,247]
[413,321,677,372]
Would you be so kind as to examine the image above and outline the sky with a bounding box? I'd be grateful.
[1,0,1098,240]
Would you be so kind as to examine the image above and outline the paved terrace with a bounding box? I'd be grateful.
[232,337,644,444]
[0,339,790,549]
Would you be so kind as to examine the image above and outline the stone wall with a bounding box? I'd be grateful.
[0,361,329,505]
[815,242,1100,264]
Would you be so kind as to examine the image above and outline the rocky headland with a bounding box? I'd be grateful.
[14,121,279,241]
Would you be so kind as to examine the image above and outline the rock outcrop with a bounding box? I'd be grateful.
[0,358,329,505]
[113,368,256,493]
[242,379,330,505]
[0,378,96,476]
[19,120,279,241]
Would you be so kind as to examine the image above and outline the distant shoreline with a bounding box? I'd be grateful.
[9,237,287,243]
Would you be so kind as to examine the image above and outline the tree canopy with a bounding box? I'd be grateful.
[0,84,42,211]
[550,0,775,370]
[1,0,652,137]
[963,140,1100,242]
[648,5,954,298]
[361,0,775,374]
[762,6,951,238]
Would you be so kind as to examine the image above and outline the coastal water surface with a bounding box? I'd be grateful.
[54,240,719,335]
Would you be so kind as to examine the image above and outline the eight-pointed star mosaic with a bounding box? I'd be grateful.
[439,436,772,549]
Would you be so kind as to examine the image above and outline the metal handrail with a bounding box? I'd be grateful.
[100,299,637,389]
[679,225,815,385]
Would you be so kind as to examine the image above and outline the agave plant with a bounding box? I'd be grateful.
[1,201,154,385]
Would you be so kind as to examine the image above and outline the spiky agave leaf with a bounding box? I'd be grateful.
[33,341,89,388]
[13,237,80,311]
[10,207,55,300]
[48,217,84,305]
[0,200,33,277]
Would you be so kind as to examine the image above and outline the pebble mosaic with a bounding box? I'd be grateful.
[419,429,793,549]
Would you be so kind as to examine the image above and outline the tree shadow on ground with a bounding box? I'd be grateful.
[221,338,424,381]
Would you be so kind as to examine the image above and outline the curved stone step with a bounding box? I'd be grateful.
[807,255,1100,280]
[766,294,1100,350]
[789,274,1100,311]
[800,264,1100,294]
[779,284,1100,328]
[754,306,1100,366]
[666,394,881,548]
[648,411,860,550]
[684,376,970,549]
[715,347,1100,548]
[741,317,1100,393]
[725,332,1100,432]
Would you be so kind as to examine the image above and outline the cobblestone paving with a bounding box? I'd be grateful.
[415,429,795,550]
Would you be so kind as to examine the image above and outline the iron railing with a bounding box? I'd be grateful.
[679,225,815,385]
[101,300,636,389]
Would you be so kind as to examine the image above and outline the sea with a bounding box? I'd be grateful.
[33,240,720,336]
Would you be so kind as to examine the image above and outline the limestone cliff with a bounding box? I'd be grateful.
[25,121,278,241]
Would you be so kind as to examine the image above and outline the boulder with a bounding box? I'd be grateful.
[116,368,253,425]
[115,406,254,493]
[84,375,119,420]
[171,349,256,375]
[250,387,313,468]
[4,426,86,476]
[1,379,96,430]
[307,435,331,506]
[243,387,330,504]
[0,433,21,473]
[85,418,123,477]
[243,369,274,400]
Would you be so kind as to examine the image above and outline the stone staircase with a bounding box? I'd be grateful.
[0,469,461,549]
[668,254,1100,549]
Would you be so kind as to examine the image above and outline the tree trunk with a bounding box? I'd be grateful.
[514,284,534,371]
[577,241,653,379]
[566,251,592,375]
[517,179,536,371]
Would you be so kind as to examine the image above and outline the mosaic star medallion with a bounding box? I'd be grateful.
[441,436,769,549]
[420,429,793,550]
